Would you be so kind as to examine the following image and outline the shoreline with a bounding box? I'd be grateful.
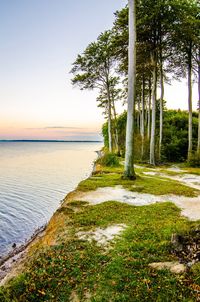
[0,225,46,285]
[0,151,101,286]
[1,159,200,300]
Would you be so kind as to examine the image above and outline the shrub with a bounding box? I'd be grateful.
[188,153,200,167]
[97,153,120,167]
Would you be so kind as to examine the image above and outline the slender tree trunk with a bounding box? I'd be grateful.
[112,98,119,154]
[147,77,152,140]
[136,104,140,133]
[106,87,113,153]
[159,41,164,162]
[145,97,148,129]
[124,0,136,179]
[187,42,193,161]
[107,101,112,152]
[150,51,157,165]
[197,48,200,155]
[141,75,145,159]
[138,97,141,135]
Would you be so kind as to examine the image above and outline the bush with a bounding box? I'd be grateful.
[97,153,120,167]
[188,153,200,167]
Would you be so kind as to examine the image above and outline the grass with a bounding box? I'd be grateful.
[1,201,199,301]
[1,163,200,301]
[78,165,199,197]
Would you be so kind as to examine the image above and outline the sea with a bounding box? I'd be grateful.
[0,141,102,259]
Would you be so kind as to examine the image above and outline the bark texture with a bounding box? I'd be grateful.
[197,49,200,155]
[187,42,193,161]
[124,0,136,179]
[150,51,157,165]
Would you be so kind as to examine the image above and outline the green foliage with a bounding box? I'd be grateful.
[187,153,200,167]
[102,109,199,163]
[71,0,200,164]
[162,110,198,162]
[97,153,120,167]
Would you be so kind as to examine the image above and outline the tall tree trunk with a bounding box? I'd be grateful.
[106,86,113,153]
[197,48,200,155]
[187,42,193,161]
[107,100,112,152]
[111,98,119,154]
[150,51,157,165]
[124,0,136,179]
[145,96,148,129]
[138,96,141,135]
[137,104,140,132]
[147,76,152,140]
[159,37,164,162]
[141,75,145,159]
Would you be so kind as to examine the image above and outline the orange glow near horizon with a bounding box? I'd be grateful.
[0,125,103,141]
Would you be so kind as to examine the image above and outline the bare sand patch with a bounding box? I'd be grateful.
[166,166,187,173]
[77,224,126,246]
[173,174,200,191]
[78,186,200,221]
[143,171,200,191]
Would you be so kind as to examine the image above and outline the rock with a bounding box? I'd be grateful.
[149,261,186,274]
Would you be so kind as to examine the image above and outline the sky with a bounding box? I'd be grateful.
[0,0,198,141]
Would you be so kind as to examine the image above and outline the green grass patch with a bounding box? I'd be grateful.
[183,168,200,176]
[1,201,199,301]
[78,169,199,197]
[129,175,198,197]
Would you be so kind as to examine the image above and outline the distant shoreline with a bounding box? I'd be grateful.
[0,140,103,143]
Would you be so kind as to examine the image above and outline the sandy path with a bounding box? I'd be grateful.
[143,171,200,191]
[78,186,200,220]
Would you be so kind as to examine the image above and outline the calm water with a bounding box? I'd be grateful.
[0,142,102,258]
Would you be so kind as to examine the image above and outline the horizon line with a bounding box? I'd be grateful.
[0,139,103,143]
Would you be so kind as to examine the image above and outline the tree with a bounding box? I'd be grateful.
[97,77,122,153]
[169,0,199,160]
[71,31,118,153]
[194,7,200,154]
[197,47,200,154]
[124,0,136,179]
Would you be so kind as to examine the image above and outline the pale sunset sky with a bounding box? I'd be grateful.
[0,0,198,141]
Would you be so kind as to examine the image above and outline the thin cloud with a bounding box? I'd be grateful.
[26,126,82,130]
[44,126,81,129]
[68,132,102,136]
